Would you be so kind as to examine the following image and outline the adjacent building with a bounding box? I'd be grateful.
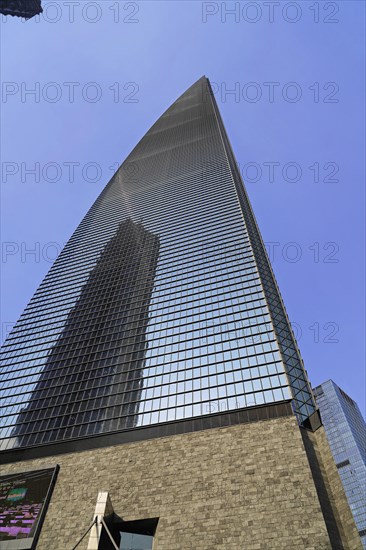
[0,77,362,549]
[314,380,366,548]
[0,0,43,19]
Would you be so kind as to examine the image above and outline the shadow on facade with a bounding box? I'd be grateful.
[13,219,160,447]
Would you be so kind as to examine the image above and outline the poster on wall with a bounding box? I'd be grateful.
[0,466,59,549]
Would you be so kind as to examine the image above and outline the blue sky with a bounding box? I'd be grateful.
[1,1,365,412]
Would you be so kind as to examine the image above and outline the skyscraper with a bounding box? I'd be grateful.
[0,0,43,19]
[0,77,361,549]
[314,380,366,548]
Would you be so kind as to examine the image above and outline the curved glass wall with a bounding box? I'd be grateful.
[0,77,315,451]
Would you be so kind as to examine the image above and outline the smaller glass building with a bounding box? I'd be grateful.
[313,380,366,548]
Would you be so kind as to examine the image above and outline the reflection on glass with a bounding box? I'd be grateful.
[12,219,160,446]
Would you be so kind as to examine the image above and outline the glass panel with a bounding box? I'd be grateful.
[120,532,153,550]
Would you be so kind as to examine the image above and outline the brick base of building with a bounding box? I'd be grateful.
[0,414,361,549]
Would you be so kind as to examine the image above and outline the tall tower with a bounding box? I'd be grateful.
[314,380,366,548]
[0,77,361,549]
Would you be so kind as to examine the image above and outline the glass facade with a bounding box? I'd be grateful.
[0,76,316,453]
[313,380,366,548]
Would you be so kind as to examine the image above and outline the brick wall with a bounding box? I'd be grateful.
[0,415,357,549]
[302,426,362,550]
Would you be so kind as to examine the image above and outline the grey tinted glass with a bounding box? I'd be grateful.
[0,77,315,452]
[120,532,153,550]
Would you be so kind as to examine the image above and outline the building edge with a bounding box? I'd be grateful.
[301,425,362,549]
[0,401,293,464]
